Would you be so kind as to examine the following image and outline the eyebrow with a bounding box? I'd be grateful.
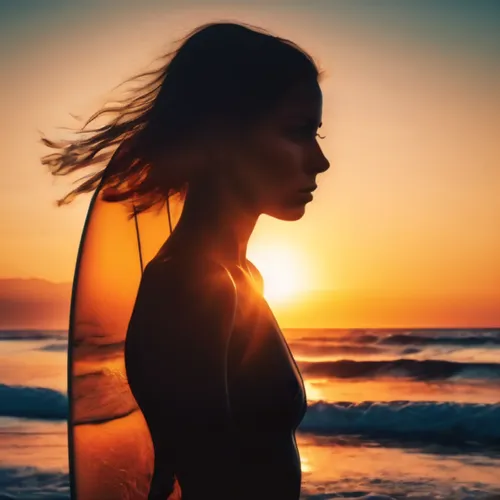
[286,114,322,126]
[304,118,322,128]
[280,106,322,127]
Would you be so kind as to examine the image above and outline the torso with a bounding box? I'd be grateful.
[125,253,307,499]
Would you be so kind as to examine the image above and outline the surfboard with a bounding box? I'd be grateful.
[67,158,182,499]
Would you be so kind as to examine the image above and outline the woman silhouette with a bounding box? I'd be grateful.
[42,21,329,500]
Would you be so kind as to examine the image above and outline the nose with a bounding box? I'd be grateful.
[307,144,330,174]
[317,153,330,174]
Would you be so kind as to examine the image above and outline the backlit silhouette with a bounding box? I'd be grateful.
[41,21,329,500]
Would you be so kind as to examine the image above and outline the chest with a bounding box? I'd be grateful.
[227,279,307,425]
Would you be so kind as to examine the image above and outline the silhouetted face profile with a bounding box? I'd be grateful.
[204,79,330,221]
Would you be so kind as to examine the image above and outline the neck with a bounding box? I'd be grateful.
[171,181,259,267]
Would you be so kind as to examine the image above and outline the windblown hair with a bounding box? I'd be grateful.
[40,21,323,218]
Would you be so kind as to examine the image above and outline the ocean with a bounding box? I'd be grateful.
[0,328,499,499]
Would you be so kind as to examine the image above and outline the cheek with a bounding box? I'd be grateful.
[247,136,304,194]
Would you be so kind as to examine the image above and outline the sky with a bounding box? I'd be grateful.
[0,0,499,328]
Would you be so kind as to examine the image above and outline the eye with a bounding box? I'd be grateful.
[316,133,326,140]
[293,125,325,140]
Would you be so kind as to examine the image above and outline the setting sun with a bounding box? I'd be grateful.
[249,245,308,303]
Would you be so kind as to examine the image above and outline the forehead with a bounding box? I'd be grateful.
[218,80,323,144]
[272,80,323,122]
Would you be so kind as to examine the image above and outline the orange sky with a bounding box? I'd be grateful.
[1,2,499,328]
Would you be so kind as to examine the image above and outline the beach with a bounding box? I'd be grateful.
[1,328,499,499]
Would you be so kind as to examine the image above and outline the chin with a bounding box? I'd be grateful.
[266,205,307,222]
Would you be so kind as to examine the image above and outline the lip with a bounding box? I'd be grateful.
[298,191,314,202]
[299,185,317,193]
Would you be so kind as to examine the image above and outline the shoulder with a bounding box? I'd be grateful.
[137,254,237,327]
[144,254,236,293]
[246,259,264,295]
[127,255,238,426]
